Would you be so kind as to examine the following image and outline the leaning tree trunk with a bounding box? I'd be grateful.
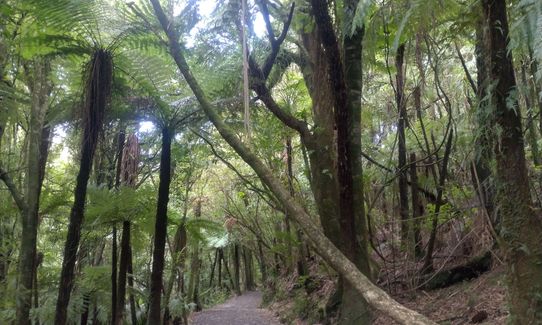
[17,58,51,325]
[147,126,173,325]
[150,1,434,323]
[481,0,542,323]
[55,49,111,325]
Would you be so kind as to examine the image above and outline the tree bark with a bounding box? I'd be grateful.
[55,49,111,325]
[472,10,496,228]
[187,200,202,310]
[147,126,173,325]
[257,240,267,284]
[111,225,118,323]
[128,247,137,325]
[17,58,51,325]
[395,43,410,246]
[232,244,241,295]
[338,1,372,321]
[114,220,130,325]
[285,137,308,277]
[482,0,542,322]
[409,153,423,259]
[209,249,218,287]
[242,247,254,291]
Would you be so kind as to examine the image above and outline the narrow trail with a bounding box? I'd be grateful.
[191,291,280,325]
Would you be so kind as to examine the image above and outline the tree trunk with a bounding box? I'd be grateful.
[55,49,111,325]
[111,225,118,323]
[257,240,267,284]
[232,244,241,295]
[218,249,223,288]
[338,2,372,321]
[187,201,202,309]
[114,220,130,325]
[409,153,423,259]
[242,247,254,291]
[128,247,137,325]
[482,0,542,322]
[110,129,125,324]
[521,62,541,166]
[472,11,497,228]
[147,126,173,325]
[285,137,308,277]
[209,249,218,287]
[220,247,235,290]
[395,43,410,246]
[17,58,51,325]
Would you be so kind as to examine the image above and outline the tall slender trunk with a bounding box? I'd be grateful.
[209,249,218,287]
[409,153,423,259]
[285,137,308,277]
[111,225,118,323]
[257,240,267,284]
[232,244,241,295]
[127,247,137,325]
[338,4,372,322]
[220,247,235,290]
[114,220,130,325]
[187,201,202,309]
[164,210,187,323]
[17,59,50,325]
[472,11,496,228]
[395,43,410,245]
[218,249,223,288]
[242,248,254,291]
[147,126,173,324]
[111,129,125,324]
[55,49,111,325]
[482,1,542,322]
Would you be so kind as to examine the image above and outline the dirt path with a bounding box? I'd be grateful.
[191,291,280,325]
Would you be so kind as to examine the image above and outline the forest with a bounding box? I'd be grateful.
[1,0,542,324]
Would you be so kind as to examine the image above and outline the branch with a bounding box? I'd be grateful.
[259,1,295,78]
[191,129,282,211]
[454,41,477,95]
[258,0,275,43]
[0,165,27,213]
[248,57,310,138]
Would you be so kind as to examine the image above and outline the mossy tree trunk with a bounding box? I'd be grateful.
[17,58,51,325]
[481,0,542,322]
